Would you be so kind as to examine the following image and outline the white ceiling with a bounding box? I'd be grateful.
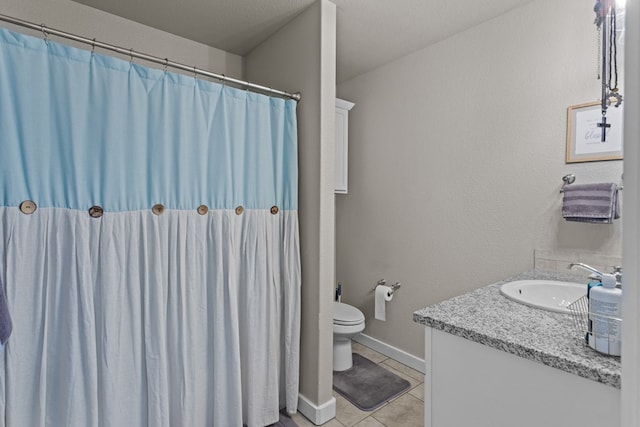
[73,0,536,83]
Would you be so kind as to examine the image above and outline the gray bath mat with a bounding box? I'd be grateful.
[333,353,411,411]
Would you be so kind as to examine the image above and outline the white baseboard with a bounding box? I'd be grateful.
[354,333,426,374]
[297,394,336,426]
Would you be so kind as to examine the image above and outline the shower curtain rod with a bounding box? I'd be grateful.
[0,13,301,102]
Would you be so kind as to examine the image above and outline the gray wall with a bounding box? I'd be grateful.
[336,0,624,358]
[245,0,337,419]
[0,0,242,78]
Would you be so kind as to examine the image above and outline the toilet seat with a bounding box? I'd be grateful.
[333,302,365,326]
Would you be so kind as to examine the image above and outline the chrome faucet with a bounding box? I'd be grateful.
[567,263,622,285]
[567,262,604,277]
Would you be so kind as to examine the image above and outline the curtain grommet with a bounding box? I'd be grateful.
[152,204,165,215]
[235,206,244,215]
[270,206,279,215]
[19,200,37,215]
[88,206,103,218]
[197,205,209,215]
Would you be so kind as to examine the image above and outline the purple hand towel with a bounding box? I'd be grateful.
[0,277,12,345]
[562,183,620,224]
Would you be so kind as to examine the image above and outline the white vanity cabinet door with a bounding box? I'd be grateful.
[335,98,354,194]
[424,327,620,427]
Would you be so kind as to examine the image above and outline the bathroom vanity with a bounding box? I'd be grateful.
[414,269,621,427]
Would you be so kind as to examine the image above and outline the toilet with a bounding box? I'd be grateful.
[333,302,365,371]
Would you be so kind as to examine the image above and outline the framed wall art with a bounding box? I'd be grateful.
[566,101,623,163]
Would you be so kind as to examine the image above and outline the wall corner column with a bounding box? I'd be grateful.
[245,0,337,424]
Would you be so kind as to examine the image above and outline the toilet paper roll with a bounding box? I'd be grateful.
[375,285,394,321]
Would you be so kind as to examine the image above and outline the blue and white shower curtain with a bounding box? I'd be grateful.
[0,27,300,427]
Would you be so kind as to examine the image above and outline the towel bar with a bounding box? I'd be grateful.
[559,174,623,193]
[559,174,575,193]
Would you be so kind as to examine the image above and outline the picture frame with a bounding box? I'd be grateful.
[566,101,624,163]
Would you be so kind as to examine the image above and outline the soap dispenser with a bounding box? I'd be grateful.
[587,274,602,298]
[588,273,622,356]
[585,274,602,346]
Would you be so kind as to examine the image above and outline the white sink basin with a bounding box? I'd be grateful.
[500,280,586,314]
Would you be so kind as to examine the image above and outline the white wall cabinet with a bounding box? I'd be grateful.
[335,98,354,194]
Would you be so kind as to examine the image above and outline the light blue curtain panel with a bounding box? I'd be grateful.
[0,27,298,212]
[0,27,300,427]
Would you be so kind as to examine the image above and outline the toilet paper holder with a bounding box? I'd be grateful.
[374,279,401,294]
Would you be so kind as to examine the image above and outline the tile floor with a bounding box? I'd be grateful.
[290,342,424,427]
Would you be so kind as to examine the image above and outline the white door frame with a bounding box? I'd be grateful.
[622,1,639,425]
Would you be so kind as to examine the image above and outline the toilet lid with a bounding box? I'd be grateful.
[333,302,365,326]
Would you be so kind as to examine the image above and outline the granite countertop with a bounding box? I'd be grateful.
[413,269,621,389]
